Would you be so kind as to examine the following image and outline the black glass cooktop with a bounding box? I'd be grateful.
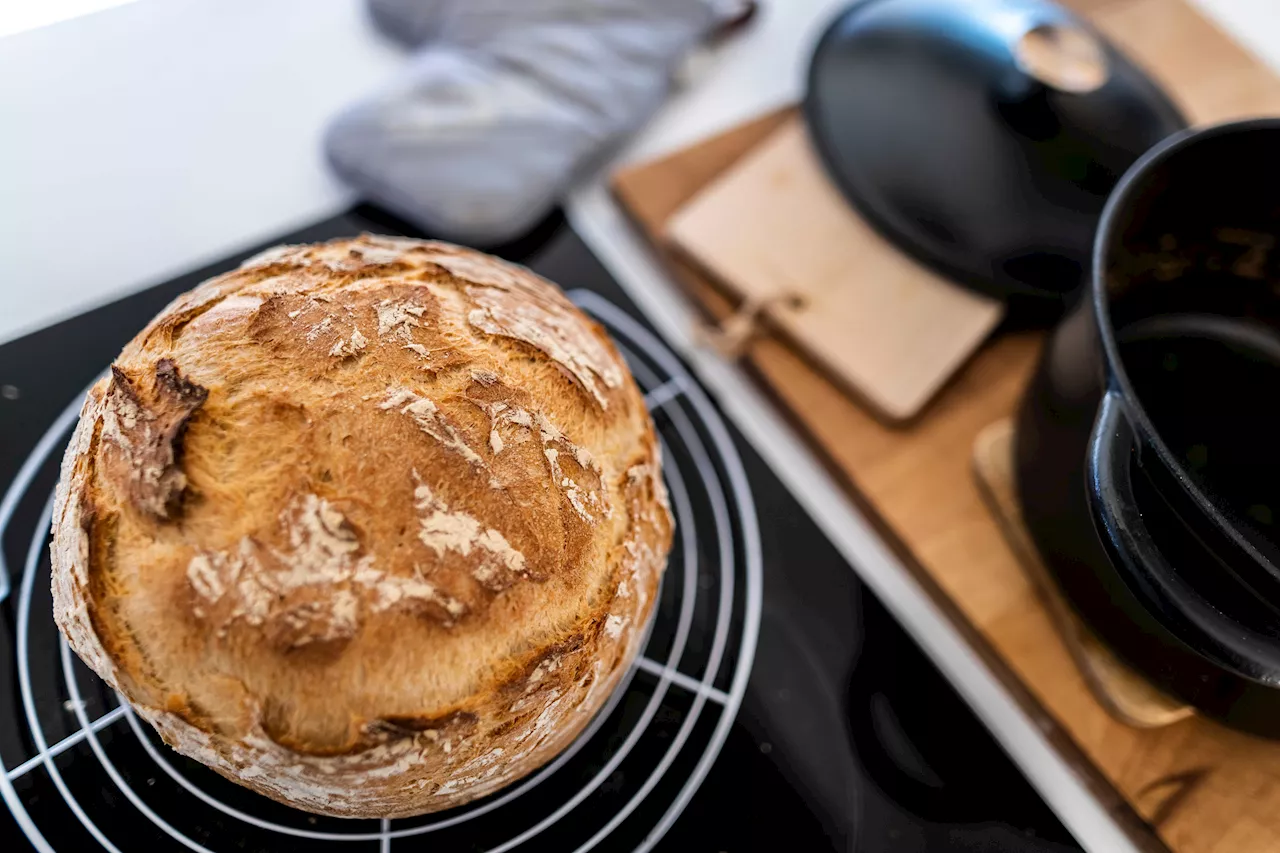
[0,207,1080,852]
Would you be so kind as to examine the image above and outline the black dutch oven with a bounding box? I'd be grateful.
[1016,119,1280,734]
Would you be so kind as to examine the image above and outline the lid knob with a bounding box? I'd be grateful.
[1015,23,1110,94]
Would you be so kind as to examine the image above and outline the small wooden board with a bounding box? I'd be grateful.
[666,117,1004,421]
[612,1,1280,850]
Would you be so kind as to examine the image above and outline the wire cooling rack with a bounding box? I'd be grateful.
[0,291,762,852]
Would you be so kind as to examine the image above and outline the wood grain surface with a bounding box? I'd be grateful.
[612,1,1280,850]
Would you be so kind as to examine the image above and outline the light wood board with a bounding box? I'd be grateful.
[612,1,1280,851]
[667,118,1004,421]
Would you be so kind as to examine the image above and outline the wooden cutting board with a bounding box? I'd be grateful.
[667,118,1004,421]
[612,1,1280,851]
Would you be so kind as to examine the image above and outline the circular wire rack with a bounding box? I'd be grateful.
[0,291,762,852]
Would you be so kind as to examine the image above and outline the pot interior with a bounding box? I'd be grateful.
[1099,122,1280,568]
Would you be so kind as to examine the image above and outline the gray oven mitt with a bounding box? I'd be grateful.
[325,0,728,245]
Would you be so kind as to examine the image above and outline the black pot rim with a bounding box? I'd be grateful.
[1092,116,1280,584]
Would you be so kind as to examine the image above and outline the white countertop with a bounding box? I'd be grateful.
[1,0,1276,344]
[0,0,403,344]
[3,1,1280,849]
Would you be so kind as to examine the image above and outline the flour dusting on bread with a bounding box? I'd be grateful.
[376,298,426,340]
[412,477,527,591]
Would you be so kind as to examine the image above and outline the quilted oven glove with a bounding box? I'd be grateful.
[327,0,744,245]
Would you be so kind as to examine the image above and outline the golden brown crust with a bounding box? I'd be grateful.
[50,235,671,817]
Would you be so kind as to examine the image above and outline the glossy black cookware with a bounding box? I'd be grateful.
[1016,119,1280,733]
[806,0,1187,322]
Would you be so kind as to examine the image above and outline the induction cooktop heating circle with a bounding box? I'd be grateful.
[0,292,762,853]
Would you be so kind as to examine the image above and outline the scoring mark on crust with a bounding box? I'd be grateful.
[473,393,609,524]
[380,388,486,469]
[466,292,623,410]
[100,359,208,520]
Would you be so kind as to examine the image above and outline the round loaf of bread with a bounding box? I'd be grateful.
[50,235,672,818]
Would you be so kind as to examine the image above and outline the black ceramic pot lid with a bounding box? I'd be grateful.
[804,0,1188,321]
